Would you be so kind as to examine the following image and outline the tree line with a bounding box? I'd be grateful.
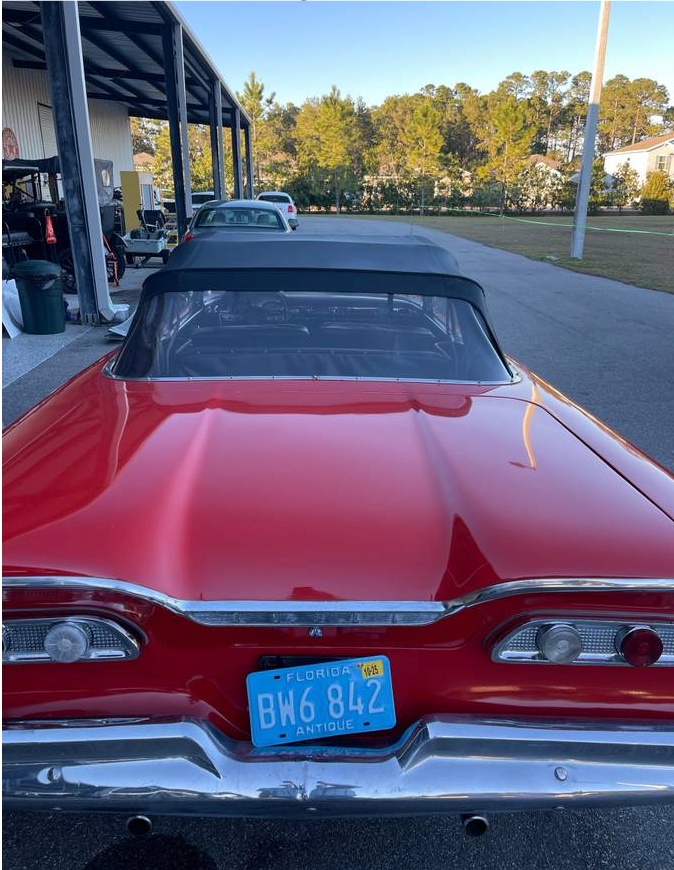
[131,69,673,215]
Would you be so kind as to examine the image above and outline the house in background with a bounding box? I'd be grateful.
[521,155,564,210]
[133,152,154,172]
[525,154,563,177]
[603,132,674,185]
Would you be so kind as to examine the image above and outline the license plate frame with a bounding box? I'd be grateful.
[246,655,396,748]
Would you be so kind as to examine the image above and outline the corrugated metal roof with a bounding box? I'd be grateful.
[2,0,250,127]
[79,1,162,25]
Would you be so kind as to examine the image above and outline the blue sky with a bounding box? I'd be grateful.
[176,1,673,107]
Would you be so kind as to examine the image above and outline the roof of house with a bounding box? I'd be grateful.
[526,154,562,171]
[606,132,674,155]
[133,153,154,167]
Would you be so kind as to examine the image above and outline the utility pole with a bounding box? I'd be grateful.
[570,0,611,259]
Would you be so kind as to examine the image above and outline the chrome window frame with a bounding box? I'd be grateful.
[102,356,521,386]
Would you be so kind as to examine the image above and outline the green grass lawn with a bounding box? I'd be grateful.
[323,213,674,293]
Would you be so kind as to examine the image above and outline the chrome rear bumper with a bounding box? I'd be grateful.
[3,715,674,817]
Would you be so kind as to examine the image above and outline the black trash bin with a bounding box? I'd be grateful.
[11,259,65,334]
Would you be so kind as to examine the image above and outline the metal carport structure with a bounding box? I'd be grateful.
[2,0,253,323]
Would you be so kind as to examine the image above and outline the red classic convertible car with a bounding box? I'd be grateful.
[3,233,674,830]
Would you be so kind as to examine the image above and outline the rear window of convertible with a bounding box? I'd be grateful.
[112,290,511,382]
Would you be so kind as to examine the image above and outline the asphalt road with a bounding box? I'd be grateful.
[4,806,674,870]
[303,216,674,469]
[4,217,674,868]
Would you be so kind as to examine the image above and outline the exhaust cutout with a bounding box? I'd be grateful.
[126,815,152,837]
[461,814,489,837]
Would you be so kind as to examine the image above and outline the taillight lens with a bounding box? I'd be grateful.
[2,617,140,663]
[494,618,672,666]
[536,623,582,664]
[183,231,194,242]
[617,626,663,667]
[44,622,91,663]
[287,204,295,213]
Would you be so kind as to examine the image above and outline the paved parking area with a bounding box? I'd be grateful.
[3,217,674,868]
[4,806,674,870]
[303,216,674,469]
[2,267,148,427]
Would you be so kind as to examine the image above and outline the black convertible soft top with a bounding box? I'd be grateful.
[156,232,463,276]
[141,232,491,316]
[116,233,512,377]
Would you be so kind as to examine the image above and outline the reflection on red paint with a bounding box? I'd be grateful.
[3,355,674,735]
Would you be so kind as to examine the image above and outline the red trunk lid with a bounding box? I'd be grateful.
[3,370,672,600]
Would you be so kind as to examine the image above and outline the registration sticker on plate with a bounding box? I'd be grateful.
[246,656,396,748]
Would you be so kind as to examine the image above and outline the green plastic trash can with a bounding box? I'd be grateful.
[11,260,65,335]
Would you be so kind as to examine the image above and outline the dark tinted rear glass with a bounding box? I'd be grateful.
[195,207,284,229]
[113,289,510,382]
[258,194,291,203]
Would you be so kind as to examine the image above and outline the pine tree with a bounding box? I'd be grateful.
[401,100,443,212]
[611,161,641,211]
[237,72,275,187]
[129,117,164,155]
[312,87,360,212]
[479,95,535,213]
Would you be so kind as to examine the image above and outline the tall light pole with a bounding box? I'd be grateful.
[570,0,611,259]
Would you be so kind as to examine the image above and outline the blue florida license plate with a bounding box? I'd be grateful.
[247,656,396,748]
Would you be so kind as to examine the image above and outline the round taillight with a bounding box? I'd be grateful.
[536,623,582,664]
[44,621,90,663]
[616,626,663,667]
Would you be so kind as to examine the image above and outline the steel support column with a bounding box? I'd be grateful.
[244,125,254,199]
[231,107,243,199]
[162,23,192,238]
[40,1,113,324]
[209,83,225,201]
[174,25,193,222]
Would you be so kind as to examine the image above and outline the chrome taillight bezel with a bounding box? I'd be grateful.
[492,618,674,666]
[2,616,140,664]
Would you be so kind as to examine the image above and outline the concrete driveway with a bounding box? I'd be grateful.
[3,216,674,869]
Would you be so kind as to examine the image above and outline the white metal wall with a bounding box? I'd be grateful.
[2,55,134,184]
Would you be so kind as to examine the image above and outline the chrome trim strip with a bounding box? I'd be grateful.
[453,577,674,610]
[102,358,519,387]
[4,715,674,816]
[3,576,673,627]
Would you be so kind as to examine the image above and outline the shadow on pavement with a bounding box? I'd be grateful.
[83,834,217,870]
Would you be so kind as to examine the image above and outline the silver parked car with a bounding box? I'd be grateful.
[256,190,299,229]
[184,199,292,240]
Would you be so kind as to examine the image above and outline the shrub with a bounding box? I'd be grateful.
[640,170,672,214]
[611,161,641,211]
